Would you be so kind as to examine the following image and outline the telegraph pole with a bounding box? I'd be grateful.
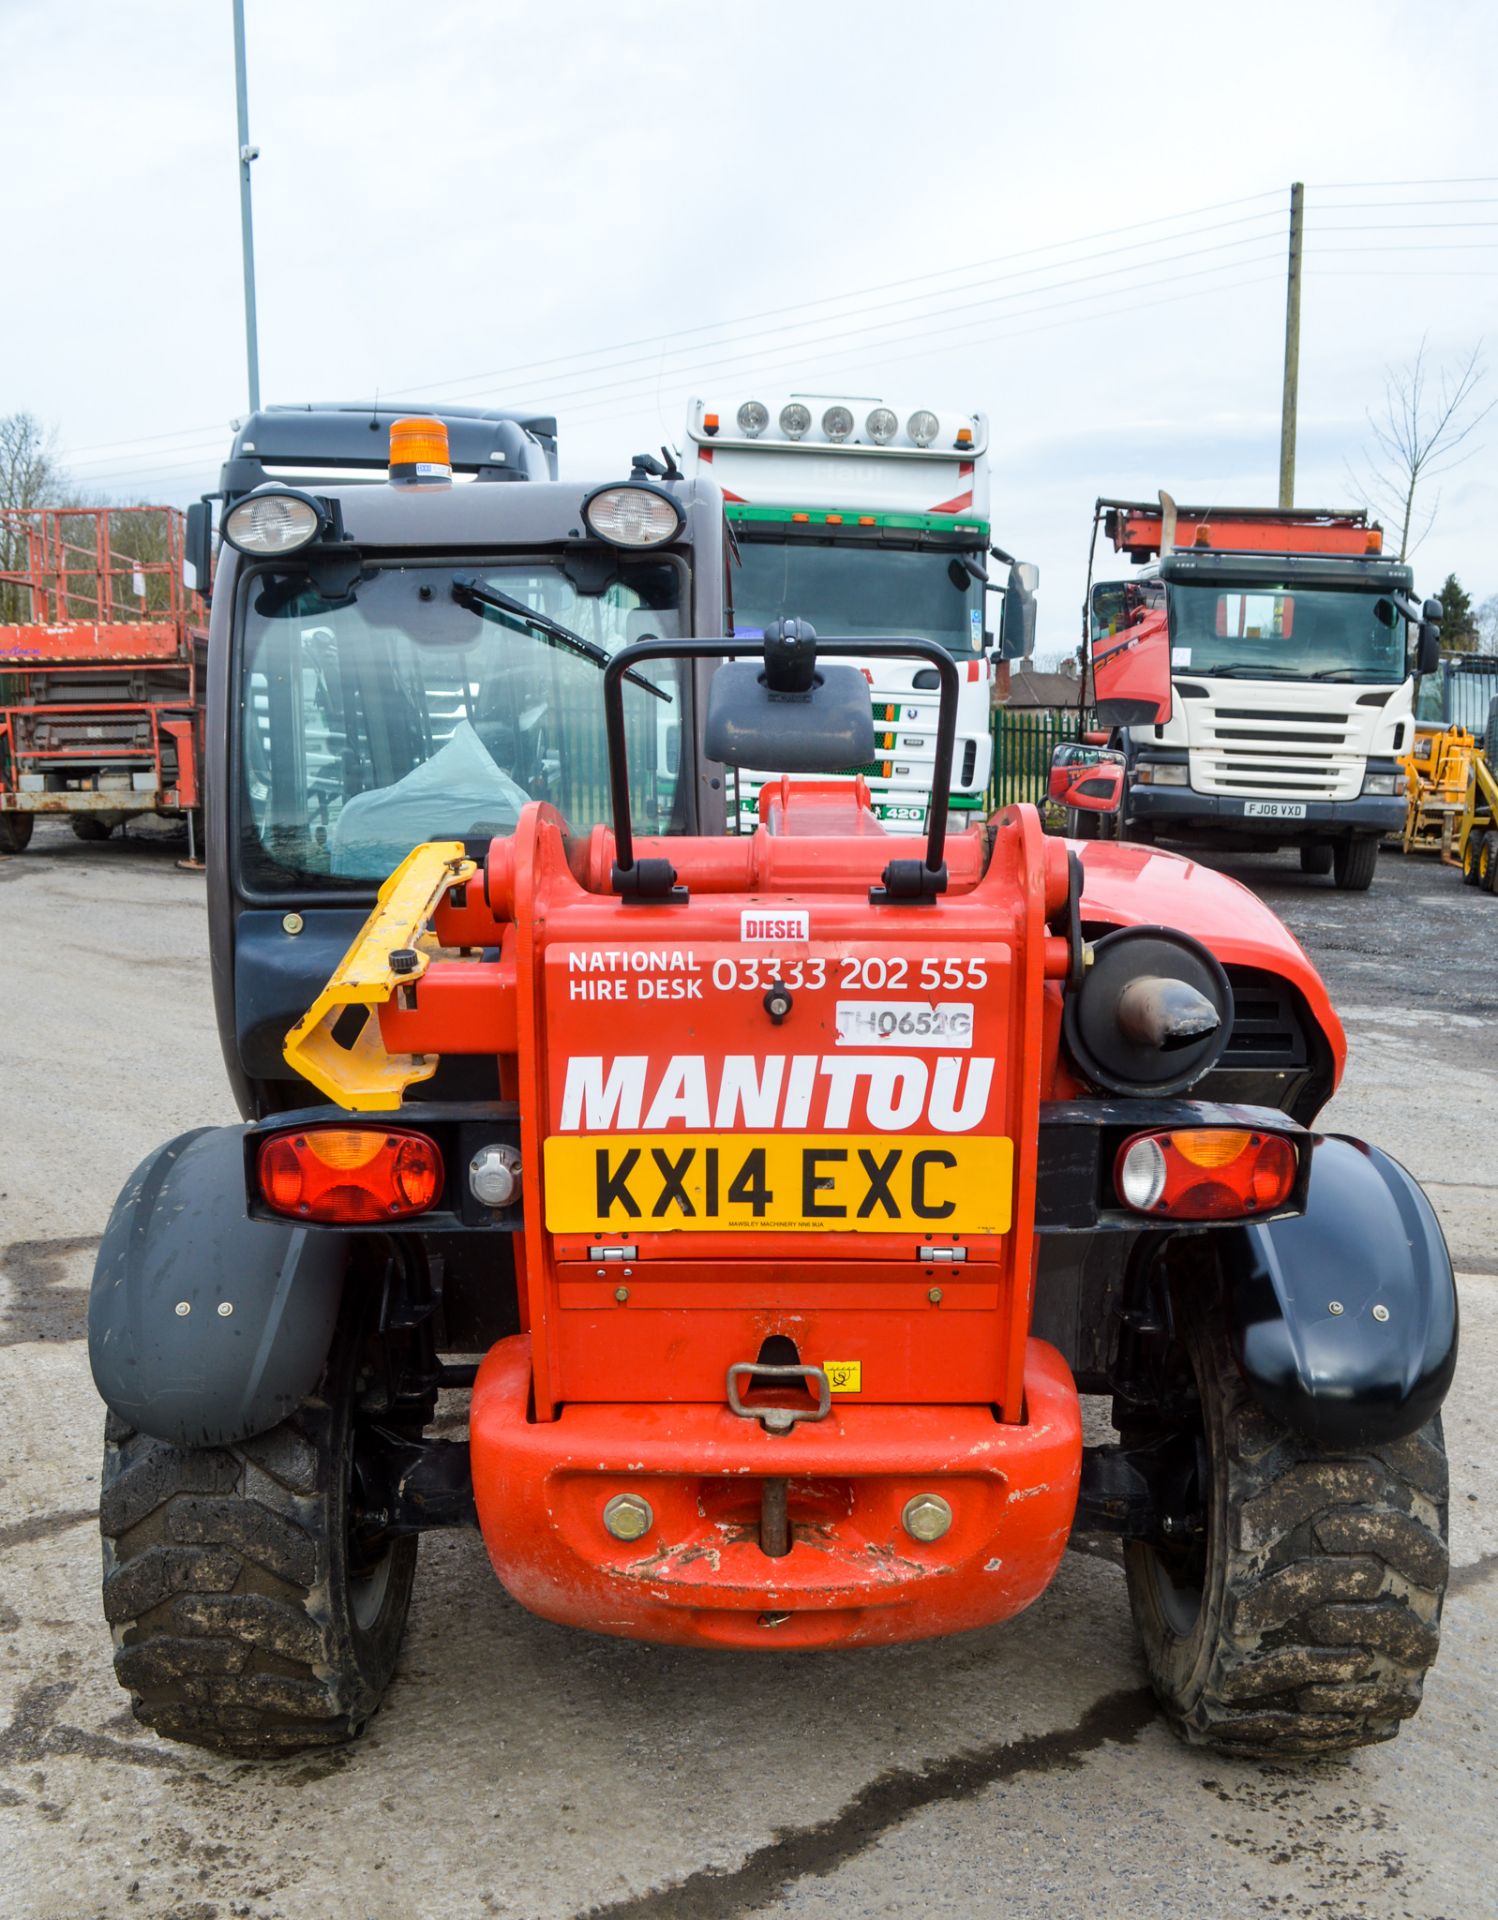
[1277,181,1304,509]
[233,0,261,414]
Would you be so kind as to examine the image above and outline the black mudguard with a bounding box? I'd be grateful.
[1225,1135,1457,1448]
[88,1126,346,1449]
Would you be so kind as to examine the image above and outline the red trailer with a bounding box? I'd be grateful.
[0,506,207,854]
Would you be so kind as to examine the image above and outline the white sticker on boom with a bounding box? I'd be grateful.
[741,909,809,942]
[834,1000,975,1049]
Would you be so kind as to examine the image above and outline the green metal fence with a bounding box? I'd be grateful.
[988,704,1094,809]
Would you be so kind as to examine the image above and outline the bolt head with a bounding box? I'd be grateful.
[281,912,304,935]
[217,1301,234,1318]
[602,1493,653,1542]
[1373,1303,1390,1322]
[928,1287,944,1305]
[1328,1300,1345,1315]
[174,1300,191,1317]
[901,1493,953,1543]
[614,1286,630,1304]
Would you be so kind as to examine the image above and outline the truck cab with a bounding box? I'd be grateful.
[686,394,1036,835]
[202,424,730,1118]
[1087,498,1439,890]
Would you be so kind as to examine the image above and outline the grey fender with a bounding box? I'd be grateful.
[1223,1135,1457,1448]
[88,1126,346,1449]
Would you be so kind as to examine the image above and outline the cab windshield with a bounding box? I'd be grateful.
[236,557,685,893]
[732,537,985,657]
[1167,584,1407,684]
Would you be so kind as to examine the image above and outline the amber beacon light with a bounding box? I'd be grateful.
[388,416,452,484]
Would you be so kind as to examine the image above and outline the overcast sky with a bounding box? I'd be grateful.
[5,0,1496,659]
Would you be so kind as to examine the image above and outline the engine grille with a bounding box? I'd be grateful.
[1190,703,1362,799]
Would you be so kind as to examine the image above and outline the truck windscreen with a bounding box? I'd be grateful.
[732,539,984,657]
[236,558,685,893]
[1167,584,1406,684]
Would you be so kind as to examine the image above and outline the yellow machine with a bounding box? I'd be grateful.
[1400,725,1479,858]
[1455,745,1498,888]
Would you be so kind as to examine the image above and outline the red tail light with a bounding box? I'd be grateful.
[258,1128,443,1223]
[1115,1128,1296,1220]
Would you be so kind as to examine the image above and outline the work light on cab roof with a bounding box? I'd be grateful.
[581,482,684,547]
[687,395,985,456]
[221,487,327,556]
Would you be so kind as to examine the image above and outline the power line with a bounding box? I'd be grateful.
[433,251,1290,420]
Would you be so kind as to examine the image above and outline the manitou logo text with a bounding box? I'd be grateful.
[557,1053,995,1134]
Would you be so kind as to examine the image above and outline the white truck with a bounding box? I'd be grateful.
[685,394,1035,833]
[1086,497,1442,891]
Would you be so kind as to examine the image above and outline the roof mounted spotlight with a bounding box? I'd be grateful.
[779,403,811,440]
[582,481,685,548]
[221,486,342,557]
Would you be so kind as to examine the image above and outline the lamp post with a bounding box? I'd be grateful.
[233,0,261,413]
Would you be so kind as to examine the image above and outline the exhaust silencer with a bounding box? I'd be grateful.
[1064,925,1233,1096]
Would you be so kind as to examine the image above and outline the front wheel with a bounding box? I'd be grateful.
[1461,832,1482,885]
[1300,842,1333,876]
[99,1286,418,1757]
[1333,835,1379,891]
[1124,1288,1447,1757]
[1480,831,1498,894]
[0,812,34,853]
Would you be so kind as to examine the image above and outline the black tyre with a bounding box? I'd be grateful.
[1066,807,1101,840]
[0,811,34,853]
[1332,835,1379,891]
[1299,842,1333,876]
[71,815,116,842]
[1461,832,1482,886]
[99,1289,417,1757]
[1480,830,1498,894]
[1125,1287,1447,1757]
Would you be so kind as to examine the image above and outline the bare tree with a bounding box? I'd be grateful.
[1477,592,1498,658]
[0,413,69,623]
[1351,338,1493,560]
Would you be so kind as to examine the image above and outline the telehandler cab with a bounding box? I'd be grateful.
[89,422,1456,1761]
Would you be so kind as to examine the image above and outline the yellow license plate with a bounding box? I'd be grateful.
[543,1132,1012,1235]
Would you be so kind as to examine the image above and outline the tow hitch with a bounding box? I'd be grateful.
[727,1360,833,1557]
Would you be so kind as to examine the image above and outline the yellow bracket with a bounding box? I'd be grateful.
[282,841,477,1112]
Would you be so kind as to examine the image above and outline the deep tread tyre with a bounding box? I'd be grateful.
[1461,832,1482,885]
[1125,1289,1447,1757]
[0,812,34,853]
[99,1293,417,1758]
[1332,835,1379,891]
[1480,830,1498,894]
[1300,842,1333,876]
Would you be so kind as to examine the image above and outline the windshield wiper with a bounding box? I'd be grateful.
[1194,663,1301,679]
[450,576,670,702]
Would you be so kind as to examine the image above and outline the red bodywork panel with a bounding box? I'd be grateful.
[470,1333,1081,1648]
[350,787,1343,1650]
[1076,839,1347,1089]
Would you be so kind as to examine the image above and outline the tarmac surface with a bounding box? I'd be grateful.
[0,818,1494,1920]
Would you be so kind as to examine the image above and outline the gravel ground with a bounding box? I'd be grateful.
[0,819,1493,1920]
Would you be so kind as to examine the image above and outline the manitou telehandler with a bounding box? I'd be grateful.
[88,422,1456,1761]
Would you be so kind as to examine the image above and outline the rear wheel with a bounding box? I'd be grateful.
[99,1287,417,1757]
[1461,832,1482,885]
[1299,842,1333,876]
[1125,1287,1447,1756]
[1480,831,1498,893]
[71,815,117,842]
[0,812,33,853]
[1332,835,1379,891]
